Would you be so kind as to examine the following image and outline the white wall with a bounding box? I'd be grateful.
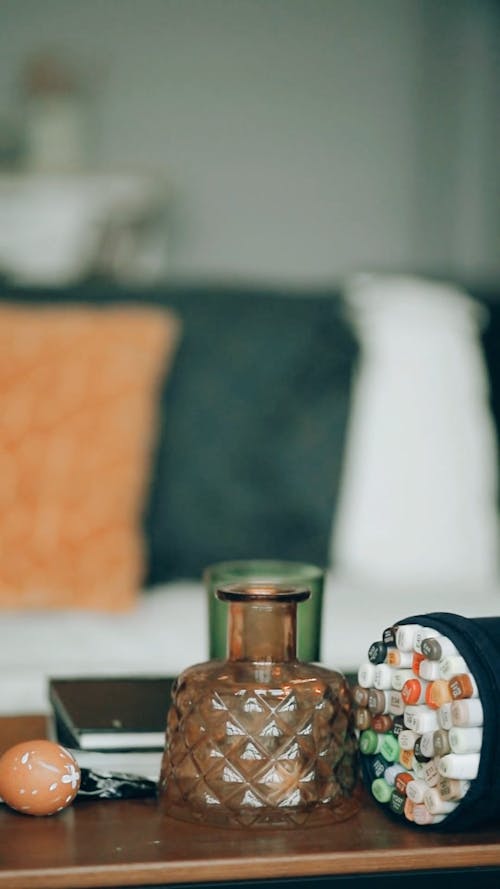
[0,0,498,283]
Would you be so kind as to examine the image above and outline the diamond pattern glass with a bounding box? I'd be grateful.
[160,583,359,828]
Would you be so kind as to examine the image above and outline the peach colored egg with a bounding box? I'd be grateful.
[0,739,81,816]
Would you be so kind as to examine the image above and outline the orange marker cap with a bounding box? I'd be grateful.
[399,748,414,770]
[395,771,413,795]
[425,679,453,710]
[449,674,476,700]
[412,652,425,674]
[401,678,425,705]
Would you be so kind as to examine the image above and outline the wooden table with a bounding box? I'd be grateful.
[0,716,499,889]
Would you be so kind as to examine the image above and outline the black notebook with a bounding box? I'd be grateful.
[49,676,174,751]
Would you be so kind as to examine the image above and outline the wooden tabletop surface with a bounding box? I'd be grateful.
[0,715,499,889]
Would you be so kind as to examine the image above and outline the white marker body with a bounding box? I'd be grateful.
[423,788,458,815]
[374,664,394,690]
[438,703,454,730]
[449,726,483,755]
[391,669,414,691]
[396,625,422,652]
[358,662,376,688]
[419,659,441,681]
[439,655,468,680]
[406,779,428,804]
[451,699,484,727]
[438,753,480,780]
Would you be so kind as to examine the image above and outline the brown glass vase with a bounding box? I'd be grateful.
[159,582,359,828]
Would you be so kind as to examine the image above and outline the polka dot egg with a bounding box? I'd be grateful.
[0,740,81,816]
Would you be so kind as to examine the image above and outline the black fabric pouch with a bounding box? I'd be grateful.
[360,612,500,831]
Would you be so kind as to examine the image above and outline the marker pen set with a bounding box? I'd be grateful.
[353,612,500,830]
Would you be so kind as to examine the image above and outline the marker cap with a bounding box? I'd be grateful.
[437,702,454,730]
[413,736,431,763]
[438,776,470,801]
[371,777,392,804]
[391,669,414,692]
[352,684,370,707]
[412,652,425,675]
[354,707,372,731]
[449,726,483,755]
[405,705,438,734]
[368,640,388,664]
[382,625,398,646]
[406,778,428,803]
[391,714,405,737]
[395,771,413,795]
[389,789,406,815]
[414,626,441,654]
[401,678,428,705]
[384,763,406,785]
[396,624,421,652]
[418,731,436,759]
[389,690,405,716]
[448,673,478,701]
[432,728,451,756]
[413,709,439,734]
[412,759,426,779]
[418,659,441,681]
[386,648,413,668]
[404,797,415,821]
[425,679,453,710]
[398,748,415,771]
[367,689,391,715]
[451,698,484,727]
[398,729,419,751]
[357,662,376,688]
[371,714,394,734]
[403,705,420,730]
[413,806,446,826]
[370,753,387,778]
[365,753,389,781]
[439,655,468,680]
[438,753,480,780]
[421,635,458,661]
[379,733,400,763]
[423,788,458,815]
[374,663,394,690]
[359,729,381,755]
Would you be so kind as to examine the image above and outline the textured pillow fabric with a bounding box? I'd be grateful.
[0,303,179,611]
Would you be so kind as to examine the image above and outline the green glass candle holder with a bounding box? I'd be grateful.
[203,559,324,662]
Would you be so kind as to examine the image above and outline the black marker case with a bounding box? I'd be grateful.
[360,612,500,831]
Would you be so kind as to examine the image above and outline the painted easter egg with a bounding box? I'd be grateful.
[0,739,81,815]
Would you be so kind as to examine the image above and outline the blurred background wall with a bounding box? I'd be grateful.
[0,0,498,285]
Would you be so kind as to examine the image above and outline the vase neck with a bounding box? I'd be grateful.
[216,582,310,663]
[227,600,298,662]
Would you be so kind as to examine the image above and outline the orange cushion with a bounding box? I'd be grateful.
[0,303,180,611]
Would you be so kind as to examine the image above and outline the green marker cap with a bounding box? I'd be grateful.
[359,729,380,755]
[371,777,392,803]
[380,733,400,762]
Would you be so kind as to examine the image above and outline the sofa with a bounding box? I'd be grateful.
[0,273,498,715]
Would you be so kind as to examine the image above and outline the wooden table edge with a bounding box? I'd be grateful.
[2,842,500,889]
